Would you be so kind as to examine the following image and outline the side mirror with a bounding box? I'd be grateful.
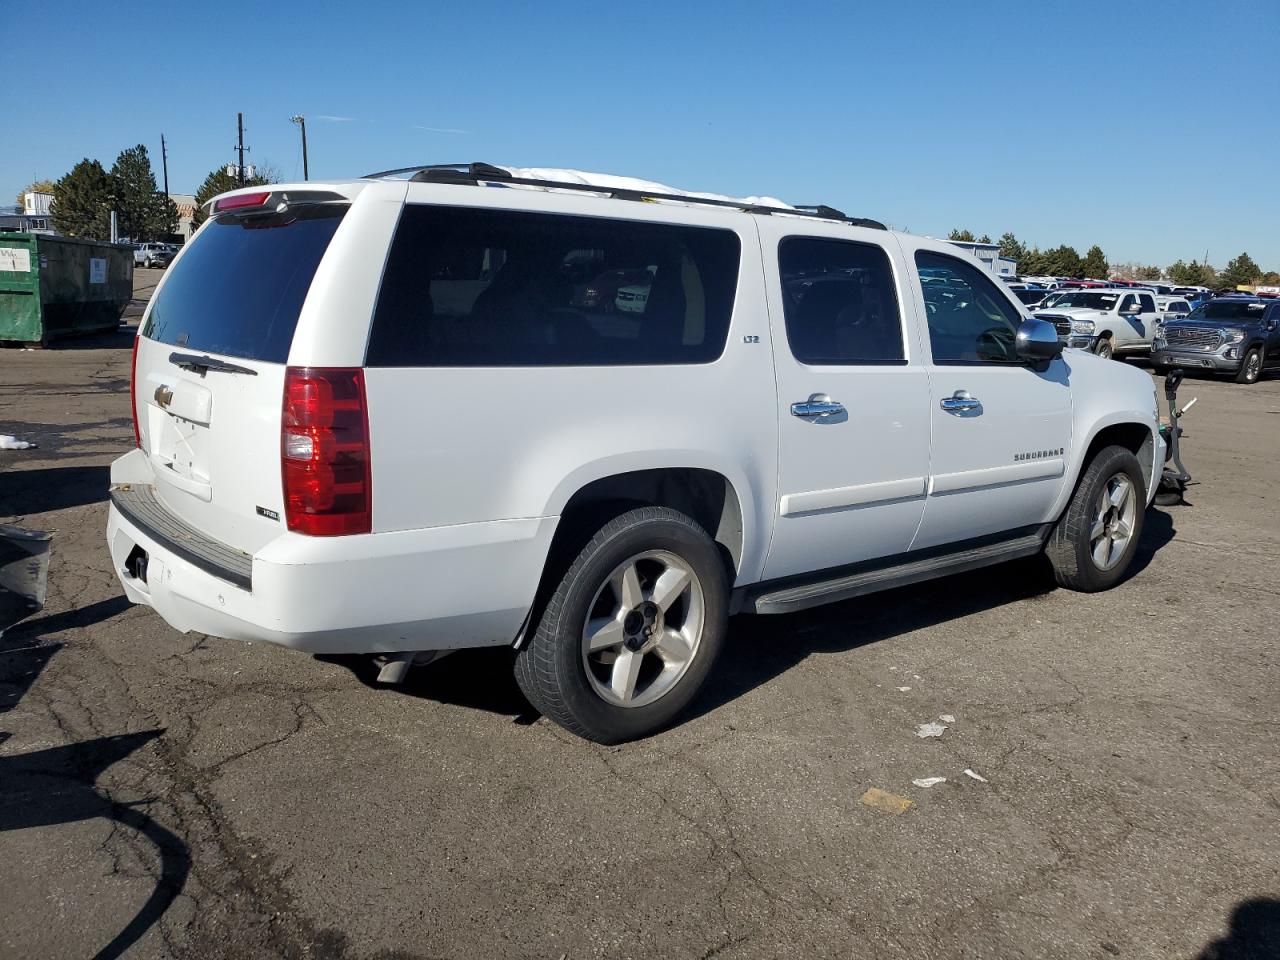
[1015,318,1064,363]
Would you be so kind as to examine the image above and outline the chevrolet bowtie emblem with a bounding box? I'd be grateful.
[154,385,174,408]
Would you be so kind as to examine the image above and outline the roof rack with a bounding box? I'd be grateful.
[361,162,887,231]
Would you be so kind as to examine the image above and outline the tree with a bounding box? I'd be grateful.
[1217,252,1261,290]
[998,232,1027,265]
[1041,244,1082,279]
[1167,259,1215,286]
[977,234,992,244]
[50,159,113,238]
[192,165,275,226]
[948,228,975,242]
[15,179,56,209]
[1080,245,1108,279]
[1137,265,1162,281]
[111,144,176,241]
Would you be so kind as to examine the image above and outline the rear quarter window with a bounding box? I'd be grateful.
[365,205,741,366]
[143,204,346,363]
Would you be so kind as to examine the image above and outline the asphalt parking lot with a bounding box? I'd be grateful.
[2,273,1278,959]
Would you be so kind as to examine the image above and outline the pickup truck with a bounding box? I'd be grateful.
[1035,288,1161,359]
[133,243,175,269]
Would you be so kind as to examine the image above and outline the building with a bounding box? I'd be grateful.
[170,194,198,242]
[0,192,57,234]
[947,239,1017,277]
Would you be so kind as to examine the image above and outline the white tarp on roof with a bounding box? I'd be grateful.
[495,166,794,210]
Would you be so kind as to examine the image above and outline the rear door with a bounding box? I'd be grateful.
[758,219,931,580]
[902,243,1072,550]
[133,189,357,554]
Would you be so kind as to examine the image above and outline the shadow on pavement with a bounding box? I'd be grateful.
[38,325,138,351]
[0,729,189,960]
[1198,898,1280,960]
[0,463,110,515]
[4,595,133,642]
[319,507,1180,730]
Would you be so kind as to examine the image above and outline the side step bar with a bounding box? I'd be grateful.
[749,530,1048,616]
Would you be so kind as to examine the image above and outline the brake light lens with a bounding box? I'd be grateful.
[130,335,142,448]
[215,191,271,212]
[281,367,371,536]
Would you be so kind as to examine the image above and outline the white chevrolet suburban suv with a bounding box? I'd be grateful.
[108,163,1165,743]
[1035,287,1161,359]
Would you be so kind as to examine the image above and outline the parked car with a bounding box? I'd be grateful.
[1151,296,1280,384]
[134,243,174,268]
[1035,288,1161,358]
[1011,285,1050,309]
[107,165,1165,743]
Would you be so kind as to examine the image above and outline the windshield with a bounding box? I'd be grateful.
[1041,291,1119,310]
[1183,300,1268,322]
[1014,288,1045,305]
[143,204,346,362]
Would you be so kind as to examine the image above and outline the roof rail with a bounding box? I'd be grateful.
[361,162,887,230]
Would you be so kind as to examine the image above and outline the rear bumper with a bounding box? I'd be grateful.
[1150,348,1238,372]
[107,483,558,655]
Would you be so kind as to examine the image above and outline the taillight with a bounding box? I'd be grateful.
[130,336,142,448]
[281,367,371,536]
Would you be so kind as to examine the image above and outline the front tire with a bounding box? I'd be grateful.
[1235,348,1263,384]
[514,506,729,743]
[1045,445,1146,592]
[1095,337,1114,361]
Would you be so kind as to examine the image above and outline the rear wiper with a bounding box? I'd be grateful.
[168,352,259,377]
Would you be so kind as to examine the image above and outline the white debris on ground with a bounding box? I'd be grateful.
[0,435,36,450]
[896,686,911,692]
[939,714,956,723]
[964,769,989,783]
[912,777,947,788]
[915,721,948,739]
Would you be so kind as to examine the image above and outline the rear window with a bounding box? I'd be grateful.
[366,205,740,366]
[142,205,346,363]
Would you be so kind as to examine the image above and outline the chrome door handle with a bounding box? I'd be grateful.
[791,393,846,420]
[940,390,982,412]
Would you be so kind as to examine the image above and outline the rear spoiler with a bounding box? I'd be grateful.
[201,189,347,219]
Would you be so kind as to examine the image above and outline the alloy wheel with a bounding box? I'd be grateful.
[581,550,705,709]
[1089,473,1137,571]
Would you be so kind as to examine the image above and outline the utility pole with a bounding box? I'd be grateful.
[237,113,246,187]
[160,133,170,204]
[290,115,309,180]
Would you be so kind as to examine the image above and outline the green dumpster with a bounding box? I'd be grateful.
[0,233,134,345]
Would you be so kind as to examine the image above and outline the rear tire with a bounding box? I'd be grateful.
[1235,348,1263,384]
[514,506,729,743]
[1046,445,1146,592]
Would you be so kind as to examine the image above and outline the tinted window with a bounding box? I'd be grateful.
[143,205,345,363]
[1119,294,1136,312]
[1014,288,1045,306]
[1138,293,1156,312]
[915,251,1022,363]
[777,237,904,364]
[367,206,740,366]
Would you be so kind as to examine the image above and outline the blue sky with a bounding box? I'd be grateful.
[6,0,1277,269]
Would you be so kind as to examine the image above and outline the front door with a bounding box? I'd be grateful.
[902,244,1073,551]
[759,221,931,581]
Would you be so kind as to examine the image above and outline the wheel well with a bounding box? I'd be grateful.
[552,468,744,575]
[514,469,744,650]
[1084,423,1154,493]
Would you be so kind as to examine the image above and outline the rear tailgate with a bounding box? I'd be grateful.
[132,190,353,556]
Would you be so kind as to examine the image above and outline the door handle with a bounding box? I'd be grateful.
[791,393,846,420]
[940,390,982,412]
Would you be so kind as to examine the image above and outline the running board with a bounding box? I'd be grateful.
[750,531,1047,615]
